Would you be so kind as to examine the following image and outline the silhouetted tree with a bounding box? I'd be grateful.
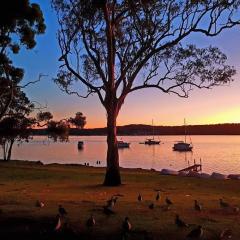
[69,112,86,129]
[0,0,46,120]
[0,89,35,161]
[52,0,240,186]
[47,120,70,142]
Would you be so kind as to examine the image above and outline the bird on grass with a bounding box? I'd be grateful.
[220,228,232,240]
[149,203,154,209]
[194,200,202,212]
[233,206,240,213]
[35,200,45,208]
[166,197,173,206]
[219,199,230,208]
[186,225,203,239]
[122,217,132,240]
[86,215,96,227]
[175,214,188,228]
[107,196,118,207]
[54,214,62,231]
[122,217,132,232]
[103,206,115,216]
[58,205,67,216]
[138,193,143,202]
[113,196,118,205]
[156,191,160,201]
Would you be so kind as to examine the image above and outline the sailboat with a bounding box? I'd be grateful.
[144,120,160,145]
[173,119,193,151]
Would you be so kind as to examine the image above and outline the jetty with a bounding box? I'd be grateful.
[179,159,202,173]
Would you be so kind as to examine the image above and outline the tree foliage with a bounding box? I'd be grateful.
[0,95,35,161]
[69,112,86,129]
[0,0,46,120]
[52,0,240,185]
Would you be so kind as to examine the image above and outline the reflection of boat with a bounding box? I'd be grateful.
[117,140,130,148]
[78,141,84,149]
[143,120,161,145]
[173,119,193,151]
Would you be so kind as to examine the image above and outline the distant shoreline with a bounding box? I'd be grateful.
[32,123,240,136]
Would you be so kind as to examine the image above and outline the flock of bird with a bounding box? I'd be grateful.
[34,191,237,240]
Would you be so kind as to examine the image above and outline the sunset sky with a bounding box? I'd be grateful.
[15,1,240,128]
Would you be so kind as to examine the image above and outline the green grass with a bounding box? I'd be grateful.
[0,160,240,239]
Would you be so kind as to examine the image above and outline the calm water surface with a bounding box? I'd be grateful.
[6,135,240,174]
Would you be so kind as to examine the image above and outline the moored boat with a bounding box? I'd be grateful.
[144,138,160,145]
[173,141,192,151]
[78,141,84,149]
[117,140,130,148]
[173,119,193,152]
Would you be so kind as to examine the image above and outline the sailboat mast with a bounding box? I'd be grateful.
[184,118,186,143]
[152,119,154,140]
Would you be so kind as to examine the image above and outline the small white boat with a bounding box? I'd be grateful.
[142,119,161,145]
[117,140,130,148]
[173,119,193,152]
[78,141,84,149]
[173,141,192,151]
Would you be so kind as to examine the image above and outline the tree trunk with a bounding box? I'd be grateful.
[103,109,121,186]
[7,139,14,161]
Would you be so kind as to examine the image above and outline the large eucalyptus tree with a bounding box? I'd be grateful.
[52,0,240,186]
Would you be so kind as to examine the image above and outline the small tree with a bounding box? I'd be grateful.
[47,120,70,142]
[0,0,45,120]
[0,116,34,161]
[69,112,86,129]
[52,0,240,186]
[0,89,35,161]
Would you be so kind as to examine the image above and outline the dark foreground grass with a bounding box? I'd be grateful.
[0,160,240,239]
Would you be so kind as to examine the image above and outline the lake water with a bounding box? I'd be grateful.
[5,135,240,174]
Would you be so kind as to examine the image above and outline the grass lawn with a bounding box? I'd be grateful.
[0,160,240,239]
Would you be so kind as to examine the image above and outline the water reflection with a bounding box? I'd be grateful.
[4,135,240,174]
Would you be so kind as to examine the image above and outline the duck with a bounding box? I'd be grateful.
[35,200,45,208]
[103,206,115,215]
[54,214,62,231]
[122,217,132,232]
[186,225,203,239]
[175,214,188,228]
[194,200,202,212]
[219,199,230,208]
[156,191,160,201]
[58,205,67,216]
[166,197,173,205]
[220,228,232,240]
[86,215,96,227]
[138,194,143,202]
[149,203,154,209]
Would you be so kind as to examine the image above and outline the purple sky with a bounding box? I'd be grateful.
[14,1,240,128]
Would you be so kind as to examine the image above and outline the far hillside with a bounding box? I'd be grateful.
[32,123,240,136]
